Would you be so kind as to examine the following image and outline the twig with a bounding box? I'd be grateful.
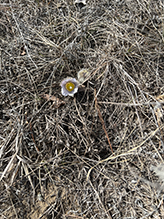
[94,89,113,154]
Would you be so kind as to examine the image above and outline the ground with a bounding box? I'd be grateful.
[0,0,164,218]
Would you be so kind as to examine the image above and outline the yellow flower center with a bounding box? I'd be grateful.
[65,81,75,92]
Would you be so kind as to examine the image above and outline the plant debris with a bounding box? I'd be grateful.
[43,94,65,108]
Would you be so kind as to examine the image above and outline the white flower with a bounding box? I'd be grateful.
[60,77,79,97]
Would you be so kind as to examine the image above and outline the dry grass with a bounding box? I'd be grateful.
[0,0,164,218]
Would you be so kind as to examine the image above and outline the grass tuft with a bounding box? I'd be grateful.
[0,0,164,218]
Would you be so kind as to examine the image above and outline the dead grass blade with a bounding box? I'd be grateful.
[0,128,15,159]
[22,162,35,204]
[87,125,163,180]
[0,153,16,182]
[9,160,20,186]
